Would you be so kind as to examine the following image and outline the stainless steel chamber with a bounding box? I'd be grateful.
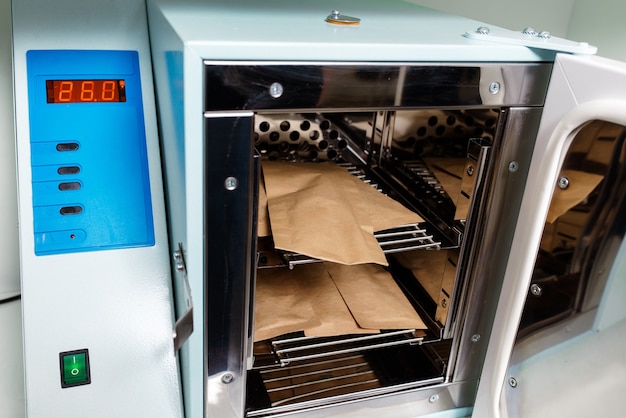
[198,62,552,416]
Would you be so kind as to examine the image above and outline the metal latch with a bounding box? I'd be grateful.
[464,26,597,55]
[173,243,194,351]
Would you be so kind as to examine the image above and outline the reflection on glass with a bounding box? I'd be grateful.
[519,120,626,338]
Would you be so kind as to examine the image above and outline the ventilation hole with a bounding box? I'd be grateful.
[58,182,81,191]
[259,121,270,132]
[298,142,310,151]
[327,149,338,160]
[278,142,289,153]
[56,142,79,152]
[268,151,282,160]
[328,130,339,140]
[428,116,438,126]
[289,131,300,141]
[60,206,83,215]
[269,131,280,142]
[417,127,427,137]
[300,121,311,131]
[474,127,484,136]
[257,143,269,154]
[318,140,329,150]
[280,121,291,131]
[465,116,475,126]
[447,115,456,126]
[435,126,446,136]
[57,166,80,175]
[486,118,496,128]
[309,130,320,140]
[319,120,331,130]
[254,132,260,143]
[337,139,348,149]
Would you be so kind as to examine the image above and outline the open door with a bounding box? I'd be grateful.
[473,53,626,418]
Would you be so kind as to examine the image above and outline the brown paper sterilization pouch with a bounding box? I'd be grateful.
[253,262,427,342]
[260,160,423,266]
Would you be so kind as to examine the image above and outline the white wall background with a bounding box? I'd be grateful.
[0,0,25,415]
[0,0,623,417]
[568,0,626,61]
[0,0,19,295]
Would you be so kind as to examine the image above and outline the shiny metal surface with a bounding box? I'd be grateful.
[198,62,550,418]
[450,107,544,382]
[174,242,193,351]
[203,62,552,112]
[245,380,478,418]
[441,137,491,339]
[204,114,256,418]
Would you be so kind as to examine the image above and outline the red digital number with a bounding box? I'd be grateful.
[58,81,74,102]
[48,79,125,103]
[101,81,116,102]
[80,81,95,102]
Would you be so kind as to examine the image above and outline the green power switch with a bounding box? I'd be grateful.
[60,349,91,388]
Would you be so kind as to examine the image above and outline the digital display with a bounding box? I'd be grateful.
[46,79,126,103]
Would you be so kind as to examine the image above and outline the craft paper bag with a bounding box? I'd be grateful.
[546,169,604,223]
[262,161,422,265]
[257,176,271,237]
[325,262,428,331]
[262,161,386,265]
[254,267,320,341]
[254,263,375,341]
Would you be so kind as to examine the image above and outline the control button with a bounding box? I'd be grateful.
[60,349,91,388]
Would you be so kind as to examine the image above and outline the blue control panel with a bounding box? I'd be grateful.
[26,50,154,255]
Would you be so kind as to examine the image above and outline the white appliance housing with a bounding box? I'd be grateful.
[12,0,182,417]
[10,0,626,417]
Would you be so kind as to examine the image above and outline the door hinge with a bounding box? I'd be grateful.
[464,26,597,55]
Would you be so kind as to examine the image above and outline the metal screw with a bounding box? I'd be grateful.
[224,177,239,191]
[269,82,284,99]
[489,82,501,94]
[429,394,439,403]
[173,250,184,272]
[331,9,340,18]
[476,26,490,35]
[466,165,475,176]
[530,283,543,297]
[509,377,518,388]
[557,176,570,190]
[221,373,235,384]
[508,161,519,172]
[471,334,481,343]
[538,31,551,39]
[441,299,448,308]
[522,27,537,36]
